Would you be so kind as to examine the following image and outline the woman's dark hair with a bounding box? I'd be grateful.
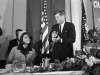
[19,32,33,45]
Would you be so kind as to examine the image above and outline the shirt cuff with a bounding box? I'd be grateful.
[60,38,62,43]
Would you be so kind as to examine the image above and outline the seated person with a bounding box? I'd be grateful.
[84,18,100,54]
[88,29,97,43]
[95,18,100,43]
[6,29,22,57]
[95,18,100,33]
[6,31,36,67]
[88,18,100,43]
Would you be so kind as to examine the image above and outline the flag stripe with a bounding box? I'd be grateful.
[41,25,48,36]
[41,0,49,54]
[42,26,48,42]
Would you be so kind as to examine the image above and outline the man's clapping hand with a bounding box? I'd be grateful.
[52,35,61,43]
[52,31,58,38]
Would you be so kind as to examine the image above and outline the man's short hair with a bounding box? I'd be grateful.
[54,10,65,16]
[15,29,22,36]
[16,29,22,33]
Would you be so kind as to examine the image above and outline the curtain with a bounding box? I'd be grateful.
[26,0,41,55]
[71,0,82,53]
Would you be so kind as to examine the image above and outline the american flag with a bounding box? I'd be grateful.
[40,0,49,54]
[81,0,89,42]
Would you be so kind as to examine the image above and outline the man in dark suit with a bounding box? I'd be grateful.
[49,10,76,63]
[6,29,22,57]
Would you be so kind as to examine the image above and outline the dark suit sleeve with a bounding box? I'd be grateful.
[7,41,13,56]
[49,25,55,51]
[49,25,54,42]
[62,23,76,45]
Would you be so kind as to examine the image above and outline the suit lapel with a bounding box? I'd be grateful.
[62,22,66,34]
[62,22,68,36]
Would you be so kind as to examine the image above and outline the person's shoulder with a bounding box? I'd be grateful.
[65,22,75,28]
[10,38,17,42]
[10,46,18,52]
[65,22,74,25]
[52,24,59,28]
[11,38,17,41]
[88,29,96,35]
[12,46,18,49]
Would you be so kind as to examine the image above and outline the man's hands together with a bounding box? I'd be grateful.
[52,35,62,43]
[52,31,62,43]
[52,35,60,42]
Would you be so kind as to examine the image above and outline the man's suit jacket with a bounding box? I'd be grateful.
[49,22,76,62]
[7,39,18,56]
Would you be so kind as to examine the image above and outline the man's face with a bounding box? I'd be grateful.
[16,31,21,39]
[55,13,65,24]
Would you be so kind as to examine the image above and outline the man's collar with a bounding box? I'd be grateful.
[61,21,65,25]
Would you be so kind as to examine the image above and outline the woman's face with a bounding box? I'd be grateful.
[23,34,30,44]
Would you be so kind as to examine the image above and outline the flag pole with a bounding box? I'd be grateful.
[40,0,43,38]
[81,0,83,49]
[70,0,72,22]
[11,0,15,38]
[90,0,95,29]
[40,0,43,54]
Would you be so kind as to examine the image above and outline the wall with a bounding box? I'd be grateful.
[13,0,26,37]
[84,0,94,29]
[0,0,26,60]
[92,0,100,28]
[84,0,100,29]
[0,0,13,60]
[65,0,71,22]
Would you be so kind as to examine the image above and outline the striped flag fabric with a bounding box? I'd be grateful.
[81,0,89,43]
[40,0,49,54]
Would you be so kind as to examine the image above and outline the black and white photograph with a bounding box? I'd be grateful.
[0,0,100,75]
